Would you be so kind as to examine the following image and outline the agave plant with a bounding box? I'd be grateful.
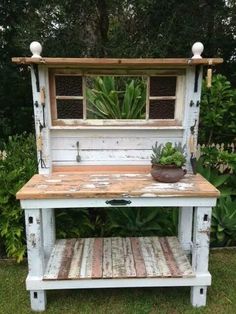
[86,76,146,119]
[211,196,236,247]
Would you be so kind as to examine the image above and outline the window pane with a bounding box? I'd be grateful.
[150,76,176,96]
[57,100,83,119]
[55,75,82,96]
[86,76,146,119]
[149,100,175,119]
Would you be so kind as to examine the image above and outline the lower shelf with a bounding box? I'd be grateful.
[44,236,194,281]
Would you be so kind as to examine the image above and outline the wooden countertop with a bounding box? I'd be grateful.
[16,170,220,200]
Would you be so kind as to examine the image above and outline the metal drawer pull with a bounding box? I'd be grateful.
[105,199,132,206]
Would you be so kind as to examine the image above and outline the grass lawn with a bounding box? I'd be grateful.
[0,249,236,314]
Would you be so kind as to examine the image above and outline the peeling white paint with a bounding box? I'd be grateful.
[82,184,96,189]
[46,179,62,183]
[38,185,49,189]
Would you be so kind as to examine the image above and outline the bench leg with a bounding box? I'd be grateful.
[42,208,55,261]
[30,291,47,312]
[190,206,212,307]
[25,209,47,311]
[191,286,207,307]
[178,207,193,252]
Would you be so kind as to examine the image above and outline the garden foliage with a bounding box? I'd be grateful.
[86,76,146,119]
[197,146,236,246]
[0,134,37,261]
[199,75,236,144]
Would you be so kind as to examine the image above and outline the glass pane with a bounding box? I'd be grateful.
[149,100,175,119]
[150,76,176,96]
[57,100,83,119]
[86,76,147,119]
[55,75,82,96]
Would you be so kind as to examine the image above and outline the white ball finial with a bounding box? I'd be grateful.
[30,41,42,58]
[191,42,204,59]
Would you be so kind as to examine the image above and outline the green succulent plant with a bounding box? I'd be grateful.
[151,142,186,167]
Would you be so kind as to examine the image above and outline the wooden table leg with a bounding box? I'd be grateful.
[178,207,193,253]
[42,208,56,261]
[25,209,47,311]
[190,206,212,307]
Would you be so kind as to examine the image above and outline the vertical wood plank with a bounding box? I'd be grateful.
[151,237,171,277]
[91,238,103,278]
[80,238,95,278]
[123,238,136,277]
[57,238,77,279]
[139,237,160,277]
[167,237,194,277]
[103,237,113,278]
[44,239,66,279]
[112,237,126,278]
[159,237,181,277]
[130,237,147,277]
[68,239,85,279]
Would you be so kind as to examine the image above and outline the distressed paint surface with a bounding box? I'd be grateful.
[17,172,219,200]
[43,236,194,280]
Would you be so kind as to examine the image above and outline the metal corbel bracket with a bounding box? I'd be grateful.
[194,65,200,93]
[33,64,40,92]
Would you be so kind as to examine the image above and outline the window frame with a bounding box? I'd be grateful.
[49,68,185,127]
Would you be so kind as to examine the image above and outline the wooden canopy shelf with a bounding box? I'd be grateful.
[12,57,223,67]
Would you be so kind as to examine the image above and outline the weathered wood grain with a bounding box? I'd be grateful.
[139,237,161,277]
[57,239,76,279]
[12,57,223,66]
[44,239,66,279]
[159,237,181,277]
[123,238,136,277]
[112,237,126,278]
[43,237,194,280]
[103,238,112,278]
[16,172,220,200]
[151,237,171,277]
[91,238,103,278]
[167,237,194,278]
[130,238,147,277]
[80,238,95,278]
[68,239,84,279]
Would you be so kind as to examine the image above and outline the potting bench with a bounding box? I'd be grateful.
[13,42,222,311]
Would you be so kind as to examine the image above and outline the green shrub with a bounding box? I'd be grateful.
[199,74,236,144]
[211,196,236,247]
[197,145,236,247]
[105,207,178,237]
[0,134,37,262]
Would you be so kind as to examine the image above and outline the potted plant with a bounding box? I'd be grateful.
[151,142,187,183]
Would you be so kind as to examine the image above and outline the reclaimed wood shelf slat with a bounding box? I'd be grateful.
[43,236,194,280]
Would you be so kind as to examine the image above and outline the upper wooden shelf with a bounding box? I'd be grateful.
[16,169,220,200]
[12,57,223,67]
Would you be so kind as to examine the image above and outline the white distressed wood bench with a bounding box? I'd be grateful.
[13,42,222,311]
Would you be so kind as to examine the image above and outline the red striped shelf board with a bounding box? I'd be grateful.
[43,236,194,280]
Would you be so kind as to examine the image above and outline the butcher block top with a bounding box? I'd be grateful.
[16,168,219,200]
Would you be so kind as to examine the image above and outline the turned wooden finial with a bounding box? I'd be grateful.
[30,41,42,58]
[191,42,204,59]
